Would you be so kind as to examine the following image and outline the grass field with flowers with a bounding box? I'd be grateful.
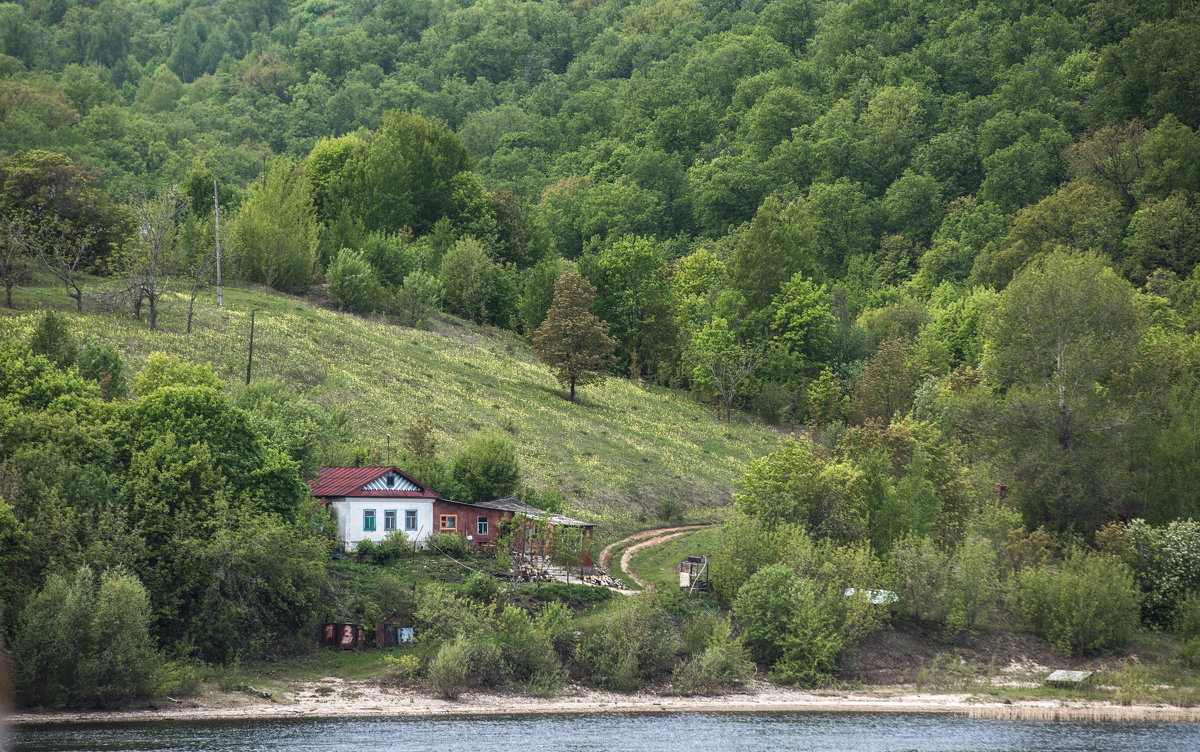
[2,279,782,525]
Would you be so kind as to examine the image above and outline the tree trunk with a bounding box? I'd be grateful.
[4,282,12,308]
[186,295,196,333]
[148,292,158,331]
[569,377,576,402]
[72,289,82,312]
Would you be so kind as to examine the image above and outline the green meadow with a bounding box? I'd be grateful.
[1,280,779,524]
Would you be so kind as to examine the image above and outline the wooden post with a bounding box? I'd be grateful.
[246,309,255,385]
[213,180,223,308]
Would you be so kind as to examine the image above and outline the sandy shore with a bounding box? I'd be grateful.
[9,679,1200,726]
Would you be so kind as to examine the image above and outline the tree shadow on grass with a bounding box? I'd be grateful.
[535,383,609,411]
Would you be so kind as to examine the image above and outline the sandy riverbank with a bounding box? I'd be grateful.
[8,680,1200,726]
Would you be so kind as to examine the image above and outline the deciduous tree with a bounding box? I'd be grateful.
[532,272,616,402]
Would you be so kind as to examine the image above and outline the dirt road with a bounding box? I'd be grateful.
[598,524,711,588]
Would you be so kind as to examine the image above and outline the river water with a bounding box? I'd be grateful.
[9,712,1200,752]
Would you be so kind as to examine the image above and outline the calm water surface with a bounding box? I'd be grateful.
[10,712,1200,752]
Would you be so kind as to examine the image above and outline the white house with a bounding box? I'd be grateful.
[307,466,441,550]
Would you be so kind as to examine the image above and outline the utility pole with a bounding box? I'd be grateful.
[386,433,392,464]
[245,309,255,385]
[213,180,223,307]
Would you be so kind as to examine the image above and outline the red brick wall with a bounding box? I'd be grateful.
[432,500,509,545]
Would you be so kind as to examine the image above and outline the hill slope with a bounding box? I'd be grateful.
[1,283,779,523]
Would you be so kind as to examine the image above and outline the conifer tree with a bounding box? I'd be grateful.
[532,273,616,402]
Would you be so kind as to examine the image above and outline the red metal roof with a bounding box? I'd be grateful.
[307,466,439,498]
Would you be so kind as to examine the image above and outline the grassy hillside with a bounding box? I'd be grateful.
[1,281,779,524]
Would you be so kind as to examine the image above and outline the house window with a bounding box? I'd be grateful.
[384,510,397,531]
[404,509,418,532]
[363,509,376,532]
[477,517,489,536]
[440,514,457,530]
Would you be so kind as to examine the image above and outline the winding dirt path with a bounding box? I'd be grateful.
[598,524,711,588]
[598,524,711,570]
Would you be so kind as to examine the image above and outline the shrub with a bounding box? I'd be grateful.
[462,571,501,603]
[28,310,76,368]
[360,230,417,288]
[1129,519,1200,628]
[328,248,382,313]
[733,564,842,686]
[14,566,160,707]
[393,270,442,327]
[656,496,684,522]
[494,605,563,688]
[574,595,679,691]
[381,654,421,685]
[1014,549,1140,656]
[671,617,753,695]
[414,584,493,645]
[151,659,203,697]
[426,532,470,558]
[77,339,127,400]
[535,601,575,656]
[889,534,1001,636]
[374,531,413,564]
[428,635,473,699]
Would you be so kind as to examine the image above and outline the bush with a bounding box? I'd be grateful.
[1129,520,1200,629]
[360,230,417,288]
[733,564,842,686]
[462,571,501,603]
[426,532,470,558]
[373,531,413,564]
[494,605,563,689]
[428,635,473,699]
[536,601,575,656]
[414,584,493,645]
[1014,549,1140,656]
[393,270,442,327]
[656,496,684,522]
[78,339,127,400]
[574,595,679,691]
[671,617,753,695]
[14,566,160,707]
[889,534,1001,636]
[28,310,76,368]
[381,654,421,685]
[533,582,613,607]
[328,247,382,313]
[151,659,203,697]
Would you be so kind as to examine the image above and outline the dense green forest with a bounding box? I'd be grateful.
[3,0,1200,708]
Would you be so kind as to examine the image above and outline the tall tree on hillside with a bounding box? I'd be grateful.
[532,272,616,403]
[0,212,34,308]
[351,111,471,236]
[981,252,1148,534]
[229,157,318,294]
[849,336,919,425]
[579,235,675,378]
[0,150,131,271]
[687,316,763,422]
[123,187,187,330]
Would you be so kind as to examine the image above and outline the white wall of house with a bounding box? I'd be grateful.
[330,497,434,550]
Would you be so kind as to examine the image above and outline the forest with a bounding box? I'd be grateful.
[2,0,1200,708]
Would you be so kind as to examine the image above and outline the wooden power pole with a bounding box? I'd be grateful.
[245,309,255,385]
[213,180,223,307]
